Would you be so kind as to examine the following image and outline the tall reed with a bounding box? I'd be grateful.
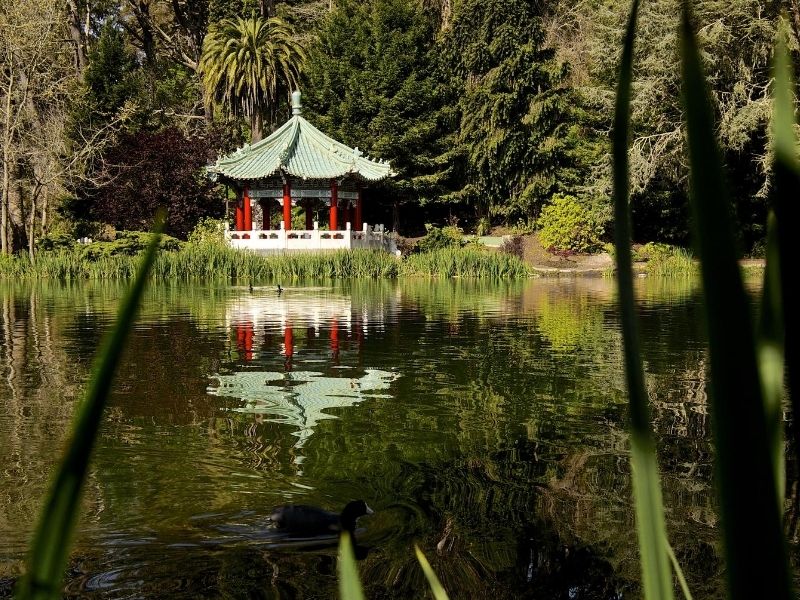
[612,1,675,597]
[15,223,163,600]
[403,248,529,278]
[0,246,530,281]
[613,1,795,598]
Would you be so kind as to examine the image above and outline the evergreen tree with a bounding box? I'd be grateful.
[442,0,574,224]
[82,24,141,119]
[302,0,455,229]
[199,15,305,141]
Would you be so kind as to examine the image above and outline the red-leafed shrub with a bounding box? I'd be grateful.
[86,128,223,239]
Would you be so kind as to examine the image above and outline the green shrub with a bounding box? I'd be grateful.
[417,224,463,252]
[80,231,183,260]
[36,233,76,252]
[537,194,604,253]
[509,218,535,235]
[475,217,491,236]
[187,218,228,246]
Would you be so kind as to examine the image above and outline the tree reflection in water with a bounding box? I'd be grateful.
[0,278,758,598]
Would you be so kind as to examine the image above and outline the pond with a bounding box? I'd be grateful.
[0,277,766,598]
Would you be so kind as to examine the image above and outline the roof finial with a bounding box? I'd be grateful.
[291,90,302,116]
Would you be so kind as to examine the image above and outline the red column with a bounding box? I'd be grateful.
[305,200,313,230]
[330,180,339,231]
[284,325,294,358]
[235,196,244,232]
[283,182,292,230]
[284,325,294,372]
[330,319,339,361]
[355,187,363,230]
[244,322,254,361]
[243,186,252,234]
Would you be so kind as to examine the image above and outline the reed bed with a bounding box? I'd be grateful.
[403,248,529,278]
[0,245,531,281]
[644,247,697,278]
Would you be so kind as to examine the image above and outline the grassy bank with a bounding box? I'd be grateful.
[0,244,531,280]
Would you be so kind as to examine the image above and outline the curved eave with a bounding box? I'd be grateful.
[208,116,393,182]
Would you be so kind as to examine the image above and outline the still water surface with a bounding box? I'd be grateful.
[0,278,750,598]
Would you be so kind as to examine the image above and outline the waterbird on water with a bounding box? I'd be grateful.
[269,500,373,535]
[277,284,283,294]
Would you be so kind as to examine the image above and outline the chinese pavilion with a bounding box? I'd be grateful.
[208,91,395,252]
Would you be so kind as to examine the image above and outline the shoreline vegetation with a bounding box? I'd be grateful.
[0,236,763,281]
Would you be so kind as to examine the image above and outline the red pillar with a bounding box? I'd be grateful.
[284,325,294,372]
[235,195,244,232]
[330,318,339,361]
[244,321,254,361]
[283,182,292,230]
[284,325,294,358]
[305,200,313,230]
[330,180,339,231]
[243,186,252,234]
[355,187,363,230]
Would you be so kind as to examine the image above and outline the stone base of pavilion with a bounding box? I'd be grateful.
[225,222,398,254]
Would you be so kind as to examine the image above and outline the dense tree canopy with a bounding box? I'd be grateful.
[303,0,455,227]
[0,0,797,252]
[441,0,575,223]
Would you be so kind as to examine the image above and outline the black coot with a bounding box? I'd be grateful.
[269,500,373,535]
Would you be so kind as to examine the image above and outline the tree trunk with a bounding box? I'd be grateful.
[1,160,9,255]
[260,0,275,17]
[133,0,157,66]
[27,182,39,261]
[8,171,28,253]
[251,113,264,143]
[40,190,48,237]
[392,199,400,233]
[66,0,87,73]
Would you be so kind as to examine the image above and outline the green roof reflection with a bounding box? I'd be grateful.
[207,369,398,460]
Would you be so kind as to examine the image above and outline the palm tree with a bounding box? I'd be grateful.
[199,16,305,142]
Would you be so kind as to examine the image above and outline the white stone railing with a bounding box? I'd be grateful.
[225,222,396,253]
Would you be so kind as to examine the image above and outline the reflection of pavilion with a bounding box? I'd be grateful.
[208,369,398,458]
[226,289,396,365]
[210,290,400,464]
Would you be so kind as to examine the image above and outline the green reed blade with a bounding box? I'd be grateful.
[15,216,164,600]
[612,1,675,598]
[414,545,450,600]
[666,543,693,600]
[772,21,800,464]
[338,532,365,600]
[678,4,792,598]
[758,211,785,506]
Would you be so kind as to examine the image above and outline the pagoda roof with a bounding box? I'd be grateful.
[209,91,393,183]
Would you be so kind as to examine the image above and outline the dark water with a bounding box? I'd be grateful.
[0,277,772,598]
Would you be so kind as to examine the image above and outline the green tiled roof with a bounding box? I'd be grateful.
[209,91,393,182]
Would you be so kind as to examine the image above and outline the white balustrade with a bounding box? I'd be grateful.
[225,222,395,253]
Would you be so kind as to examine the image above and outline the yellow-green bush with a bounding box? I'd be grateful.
[537,194,603,252]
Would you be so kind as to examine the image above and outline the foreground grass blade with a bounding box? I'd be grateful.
[758,212,785,506]
[679,5,792,598]
[612,1,675,598]
[772,22,800,464]
[414,545,450,600]
[338,532,365,600]
[16,220,163,600]
[666,543,693,600]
